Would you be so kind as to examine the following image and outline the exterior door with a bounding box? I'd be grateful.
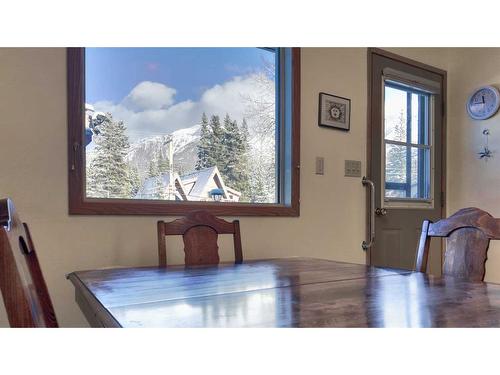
[369,50,445,271]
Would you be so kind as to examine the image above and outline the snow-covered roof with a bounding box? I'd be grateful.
[136,172,186,200]
[181,166,220,199]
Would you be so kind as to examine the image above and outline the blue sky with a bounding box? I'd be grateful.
[85,47,277,141]
[85,48,275,104]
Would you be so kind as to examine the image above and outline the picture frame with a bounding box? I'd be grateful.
[318,92,351,131]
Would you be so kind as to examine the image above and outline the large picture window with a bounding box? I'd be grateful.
[68,48,300,216]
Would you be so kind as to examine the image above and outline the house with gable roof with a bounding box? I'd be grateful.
[135,166,241,202]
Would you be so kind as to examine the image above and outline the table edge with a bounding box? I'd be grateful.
[68,273,122,328]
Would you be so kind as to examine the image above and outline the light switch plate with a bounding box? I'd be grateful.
[345,160,361,177]
[316,157,324,175]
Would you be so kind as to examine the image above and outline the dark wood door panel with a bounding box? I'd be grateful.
[368,49,446,270]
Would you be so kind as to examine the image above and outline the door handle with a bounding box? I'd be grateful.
[361,177,375,251]
[375,207,387,216]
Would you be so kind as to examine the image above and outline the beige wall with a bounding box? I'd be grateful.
[446,48,500,284]
[0,48,449,327]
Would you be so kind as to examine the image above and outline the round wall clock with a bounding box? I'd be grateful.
[466,85,500,120]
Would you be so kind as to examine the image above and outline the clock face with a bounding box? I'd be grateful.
[467,86,500,120]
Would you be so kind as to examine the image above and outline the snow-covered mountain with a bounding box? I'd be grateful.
[125,124,201,181]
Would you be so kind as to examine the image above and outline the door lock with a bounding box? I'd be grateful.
[375,207,387,216]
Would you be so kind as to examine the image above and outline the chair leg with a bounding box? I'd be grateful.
[157,221,167,267]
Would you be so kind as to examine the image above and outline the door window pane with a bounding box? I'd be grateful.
[384,81,432,201]
[385,83,430,145]
[385,145,430,200]
[384,86,407,142]
[411,93,430,145]
[385,144,407,184]
[410,147,430,199]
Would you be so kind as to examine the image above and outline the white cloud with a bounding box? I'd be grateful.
[92,74,272,142]
[200,76,255,116]
[122,81,176,111]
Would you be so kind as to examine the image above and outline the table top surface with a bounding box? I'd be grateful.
[68,257,500,328]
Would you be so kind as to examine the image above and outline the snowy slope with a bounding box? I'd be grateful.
[125,124,201,181]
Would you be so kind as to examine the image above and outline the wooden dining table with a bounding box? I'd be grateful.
[67,257,500,328]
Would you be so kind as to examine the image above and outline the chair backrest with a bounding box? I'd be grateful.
[157,210,243,267]
[0,198,58,327]
[415,207,500,282]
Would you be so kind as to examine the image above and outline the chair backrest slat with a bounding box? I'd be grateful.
[157,210,243,267]
[0,198,58,327]
[415,207,500,282]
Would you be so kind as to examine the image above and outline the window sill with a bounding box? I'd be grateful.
[68,199,300,217]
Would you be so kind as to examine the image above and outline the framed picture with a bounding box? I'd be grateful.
[318,92,351,131]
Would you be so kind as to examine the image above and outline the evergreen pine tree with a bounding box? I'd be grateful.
[147,160,158,178]
[220,114,251,200]
[220,113,235,177]
[128,166,141,198]
[196,112,211,170]
[157,152,170,175]
[194,113,253,201]
[237,118,251,200]
[87,114,132,198]
[195,113,223,170]
[208,114,224,167]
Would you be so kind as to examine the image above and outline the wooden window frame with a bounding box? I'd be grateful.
[67,47,300,216]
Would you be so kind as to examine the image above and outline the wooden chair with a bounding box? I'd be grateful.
[157,210,243,267]
[0,198,58,327]
[415,207,500,282]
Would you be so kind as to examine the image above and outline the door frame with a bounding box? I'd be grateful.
[366,48,448,266]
